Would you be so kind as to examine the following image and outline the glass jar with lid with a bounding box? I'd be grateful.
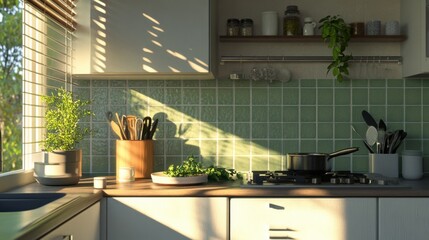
[240,18,254,36]
[227,18,240,36]
[283,5,301,36]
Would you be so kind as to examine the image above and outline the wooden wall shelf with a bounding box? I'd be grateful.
[219,35,407,43]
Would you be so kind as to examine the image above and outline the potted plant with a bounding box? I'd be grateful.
[34,88,92,185]
[319,15,352,82]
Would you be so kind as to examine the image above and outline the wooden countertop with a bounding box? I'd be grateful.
[21,176,429,198]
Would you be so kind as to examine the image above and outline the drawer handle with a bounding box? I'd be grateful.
[269,228,294,232]
[269,203,285,210]
[269,236,295,240]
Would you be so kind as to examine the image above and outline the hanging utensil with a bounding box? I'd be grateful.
[149,118,158,139]
[126,115,137,140]
[142,116,152,140]
[136,118,144,140]
[362,110,378,128]
[110,121,124,140]
[114,113,127,140]
[366,126,378,147]
[351,125,374,153]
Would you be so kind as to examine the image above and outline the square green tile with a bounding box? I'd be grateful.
[352,88,368,105]
[235,106,250,122]
[235,123,250,139]
[334,79,351,87]
[200,88,216,105]
[317,140,333,153]
[368,106,385,120]
[235,140,250,155]
[301,123,316,138]
[92,88,108,105]
[200,79,217,87]
[201,106,217,122]
[387,106,404,122]
[92,80,108,87]
[252,88,268,105]
[252,106,268,122]
[110,88,127,105]
[423,141,429,155]
[283,106,299,122]
[387,79,403,87]
[75,88,91,100]
[352,156,369,173]
[318,88,333,105]
[387,88,404,105]
[92,156,109,173]
[165,156,183,169]
[423,124,429,138]
[335,106,351,122]
[405,88,422,105]
[369,88,386,105]
[300,140,317,152]
[369,79,386,87]
[283,88,299,105]
[283,123,299,138]
[318,106,333,122]
[405,106,422,122]
[284,140,299,153]
[164,106,183,122]
[300,79,316,87]
[269,140,283,153]
[200,123,217,139]
[318,123,333,139]
[235,156,251,171]
[218,79,233,87]
[200,140,217,156]
[423,88,429,104]
[147,80,165,88]
[166,139,182,155]
[218,106,234,122]
[183,106,200,122]
[269,155,283,170]
[183,80,200,88]
[333,157,351,171]
[300,106,316,122]
[269,106,282,122]
[154,141,165,155]
[352,106,367,122]
[301,89,316,105]
[147,88,165,105]
[424,106,429,122]
[234,79,250,87]
[405,79,422,87]
[235,88,250,105]
[218,88,234,105]
[335,123,351,139]
[351,79,368,87]
[218,156,233,169]
[286,78,299,87]
[251,156,269,170]
[74,79,90,87]
[218,140,234,155]
[128,80,147,88]
[268,123,283,139]
[405,123,422,138]
[92,139,109,155]
[252,123,268,139]
[334,88,351,105]
[252,140,269,155]
[165,81,181,88]
[318,79,334,87]
[218,123,233,138]
[183,88,200,105]
[93,123,108,138]
[268,88,282,105]
[334,140,352,150]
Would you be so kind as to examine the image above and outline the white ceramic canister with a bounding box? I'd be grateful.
[402,150,423,180]
[303,17,316,36]
[262,11,278,36]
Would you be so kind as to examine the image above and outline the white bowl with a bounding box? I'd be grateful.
[151,172,208,185]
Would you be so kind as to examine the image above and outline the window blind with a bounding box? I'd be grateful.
[22,1,74,168]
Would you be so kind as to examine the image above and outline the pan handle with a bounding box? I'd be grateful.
[327,147,359,160]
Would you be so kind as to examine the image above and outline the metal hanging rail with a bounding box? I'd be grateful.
[220,55,402,63]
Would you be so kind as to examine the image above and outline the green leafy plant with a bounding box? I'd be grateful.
[165,155,242,182]
[319,15,352,82]
[42,88,92,152]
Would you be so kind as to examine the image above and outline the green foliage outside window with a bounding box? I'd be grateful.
[0,0,22,172]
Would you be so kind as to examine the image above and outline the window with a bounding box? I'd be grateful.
[0,0,75,174]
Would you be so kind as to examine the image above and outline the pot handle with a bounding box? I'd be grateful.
[327,147,359,160]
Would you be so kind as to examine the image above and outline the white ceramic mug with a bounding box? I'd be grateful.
[402,150,423,180]
[303,17,316,36]
[118,166,135,182]
[261,11,278,36]
[93,177,107,189]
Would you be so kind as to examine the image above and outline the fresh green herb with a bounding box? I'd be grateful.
[164,156,242,182]
[319,15,352,82]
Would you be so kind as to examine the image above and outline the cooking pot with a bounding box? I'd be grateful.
[286,147,359,172]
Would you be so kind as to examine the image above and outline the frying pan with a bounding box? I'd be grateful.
[286,147,359,172]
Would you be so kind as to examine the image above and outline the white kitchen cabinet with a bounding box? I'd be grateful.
[230,198,377,240]
[106,197,228,240]
[379,198,429,240]
[73,0,216,80]
[401,0,429,78]
[41,202,101,240]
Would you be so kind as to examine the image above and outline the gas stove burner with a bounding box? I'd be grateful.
[249,170,399,186]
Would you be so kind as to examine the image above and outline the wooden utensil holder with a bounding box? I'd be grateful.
[116,140,154,179]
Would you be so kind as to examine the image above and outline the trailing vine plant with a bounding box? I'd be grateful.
[319,15,352,82]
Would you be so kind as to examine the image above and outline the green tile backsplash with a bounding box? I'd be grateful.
[75,78,429,175]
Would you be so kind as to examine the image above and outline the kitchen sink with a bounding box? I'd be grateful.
[0,193,66,212]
